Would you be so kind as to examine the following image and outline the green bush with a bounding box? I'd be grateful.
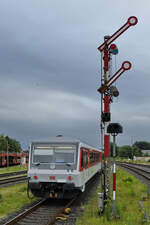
[122,176,133,183]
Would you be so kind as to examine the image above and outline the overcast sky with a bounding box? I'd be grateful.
[0,0,149,149]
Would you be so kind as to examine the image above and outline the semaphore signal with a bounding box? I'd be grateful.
[97,16,138,217]
[98,16,138,52]
[97,61,132,94]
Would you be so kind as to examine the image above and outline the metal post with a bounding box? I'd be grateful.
[103,37,110,201]
[104,95,110,159]
[112,135,116,218]
[107,123,123,220]
[97,15,137,218]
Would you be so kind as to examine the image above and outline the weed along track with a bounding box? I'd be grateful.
[117,162,150,183]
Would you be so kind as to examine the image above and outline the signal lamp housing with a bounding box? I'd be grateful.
[109,44,118,55]
[102,112,111,122]
[107,123,123,135]
[110,86,119,97]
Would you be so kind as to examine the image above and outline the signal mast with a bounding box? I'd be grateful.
[97,16,138,213]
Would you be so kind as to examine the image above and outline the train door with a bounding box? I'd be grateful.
[79,148,89,186]
[79,148,85,185]
[84,149,89,182]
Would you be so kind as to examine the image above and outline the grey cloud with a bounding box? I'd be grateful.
[0,0,149,148]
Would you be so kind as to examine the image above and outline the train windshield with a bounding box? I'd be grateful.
[33,148,54,164]
[55,149,75,163]
[32,145,76,164]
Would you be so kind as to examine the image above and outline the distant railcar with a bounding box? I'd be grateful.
[0,153,21,166]
[0,152,29,167]
[28,137,102,199]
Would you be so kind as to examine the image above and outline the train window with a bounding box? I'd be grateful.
[34,149,54,155]
[55,150,75,163]
[89,151,100,164]
[32,145,76,164]
[93,153,95,162]
[96,153,98,162]
[81,150,84,168]
[90,152,94,164]
[85,152,88,167]
[33,149,54,163]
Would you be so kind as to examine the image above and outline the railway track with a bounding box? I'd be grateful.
[117,162,150,181]
[1,172,101,225]
[0,170,27,178]
[117,161,150,169]
[2,195,77,225]
[0,175,28,186]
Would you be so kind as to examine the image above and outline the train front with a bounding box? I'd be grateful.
[28,140,79,199]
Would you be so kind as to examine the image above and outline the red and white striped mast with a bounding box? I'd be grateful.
[102,37,111,201]
[97,16,138,213]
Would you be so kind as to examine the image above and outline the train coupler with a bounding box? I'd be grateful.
[49,192,58,198]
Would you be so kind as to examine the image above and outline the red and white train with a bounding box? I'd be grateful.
[0,152,29,167]
[28,137,103,199]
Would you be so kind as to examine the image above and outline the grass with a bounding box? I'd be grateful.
[0,183,36,219]
[76,168,150,225]
[0,165,27,174]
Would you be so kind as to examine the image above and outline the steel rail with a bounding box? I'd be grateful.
[117,162,150,174]
[3,199,47,225]
[117,161,150,168]
[45,195,79,225]
[2,172,101,225]
[0,170,27,178]
[0,175,28,185]
[3,196,78,225]
[117,162,150,181]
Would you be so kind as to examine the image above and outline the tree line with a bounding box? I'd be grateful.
[0,135,150,157]
[0,135,21,153]
[110,141,150,158]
